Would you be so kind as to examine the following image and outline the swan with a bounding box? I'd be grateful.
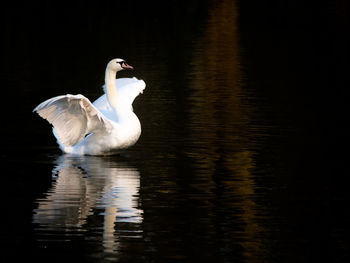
[33,58,146,155]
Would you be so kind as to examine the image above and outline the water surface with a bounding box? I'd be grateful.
[0,0,344,262]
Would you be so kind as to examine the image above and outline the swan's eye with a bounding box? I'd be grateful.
[117,61,133,69]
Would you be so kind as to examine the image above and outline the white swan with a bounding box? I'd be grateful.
[33,58,146,155]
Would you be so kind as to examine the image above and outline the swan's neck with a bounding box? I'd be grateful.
[105,68,118,110]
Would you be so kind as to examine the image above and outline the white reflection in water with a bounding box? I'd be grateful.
[33,155,142,253]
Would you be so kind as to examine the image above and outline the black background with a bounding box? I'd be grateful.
[1,0,349,262]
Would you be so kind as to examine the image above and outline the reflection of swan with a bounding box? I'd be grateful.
[33,59,146,155]
[33,155,142,253]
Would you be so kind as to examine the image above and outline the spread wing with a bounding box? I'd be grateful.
[33,94,113,146]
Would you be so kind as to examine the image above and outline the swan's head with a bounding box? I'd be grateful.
[107,58,133,72]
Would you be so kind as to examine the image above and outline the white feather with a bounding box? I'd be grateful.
[94,77,146,119]
[33,94,113,146]
[33,58,146,155]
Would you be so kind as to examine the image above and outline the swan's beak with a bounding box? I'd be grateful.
[122,62,133,69]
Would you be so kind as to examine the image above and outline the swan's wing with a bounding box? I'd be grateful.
[99,77,146,111]
[116,78,146,107]
[116,77,146,108]
[33,94,113,146]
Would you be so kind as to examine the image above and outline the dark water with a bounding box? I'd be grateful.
[1,0,348,262]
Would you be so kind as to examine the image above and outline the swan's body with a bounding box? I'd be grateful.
[34,59,145,155]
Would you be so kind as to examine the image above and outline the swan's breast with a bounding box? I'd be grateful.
[112,114,141,149]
